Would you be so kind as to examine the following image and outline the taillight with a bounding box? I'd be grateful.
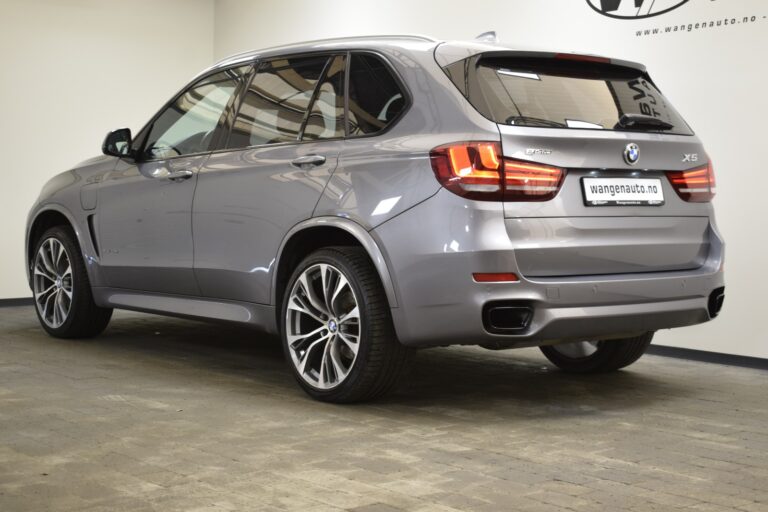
[666,161,716,203]
[430,141,565,202]
[504,160,565,201]
[430,142,504,200]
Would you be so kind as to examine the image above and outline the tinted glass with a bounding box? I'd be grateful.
[348,54,405,136]
[143,67,246,159]
[228,57,328,148]
[447,57,692,135]
[302,55,345,140]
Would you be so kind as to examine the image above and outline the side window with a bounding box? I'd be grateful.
[143,67,246,160]
[228,56,328,148]
[302,55,345,141]
[347,54,406,136]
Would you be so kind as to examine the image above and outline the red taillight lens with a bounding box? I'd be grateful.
[504,160,565,201]
[430,142,504,200]
[430,142,565,202]
[666,161,716,203]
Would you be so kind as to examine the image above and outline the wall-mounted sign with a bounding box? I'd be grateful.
[586,0,690,20]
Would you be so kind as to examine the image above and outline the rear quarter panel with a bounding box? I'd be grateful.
[313,45,501,230]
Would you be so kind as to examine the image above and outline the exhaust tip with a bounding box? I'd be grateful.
[708,287,725,318]
[483,302,533,333]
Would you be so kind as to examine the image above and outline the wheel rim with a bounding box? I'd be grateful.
[551,340,600,359]
[33,238,73,329]
[285,263,361,390]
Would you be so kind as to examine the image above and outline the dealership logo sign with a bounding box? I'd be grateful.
[586,0,690,19]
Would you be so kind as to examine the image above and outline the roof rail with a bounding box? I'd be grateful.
[214,34,438,66]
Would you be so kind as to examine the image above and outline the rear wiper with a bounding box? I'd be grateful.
[505,115,567,128]
[615,113,674,131]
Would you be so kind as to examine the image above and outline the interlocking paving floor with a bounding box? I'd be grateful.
[0,305,766,512]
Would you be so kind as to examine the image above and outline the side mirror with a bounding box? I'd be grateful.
[102,128,133,158]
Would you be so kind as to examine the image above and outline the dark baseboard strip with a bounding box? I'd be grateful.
[0,297,33,307]
[648,345,768,371]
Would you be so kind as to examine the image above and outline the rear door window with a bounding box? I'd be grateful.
[347,53,406,136]
[444,56,692,135]
[302,55,346,141]
[227,56,329,148]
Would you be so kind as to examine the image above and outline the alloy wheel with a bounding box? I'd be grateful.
[285,263,361,390]
[33,238,73,329]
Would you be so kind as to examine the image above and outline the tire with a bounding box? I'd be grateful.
[540,333,653,373]
[280,247,414,403]
[32,226,112,338]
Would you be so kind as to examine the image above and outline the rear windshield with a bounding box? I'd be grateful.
[444,56,693,135]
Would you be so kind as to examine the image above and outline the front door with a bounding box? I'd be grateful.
[97,67,247,295]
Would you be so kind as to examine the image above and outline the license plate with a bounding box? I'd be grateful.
[582,177,665,206]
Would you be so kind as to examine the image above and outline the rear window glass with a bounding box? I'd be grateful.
[444,57,692,135]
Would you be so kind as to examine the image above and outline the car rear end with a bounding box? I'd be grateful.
[378,44,724,348]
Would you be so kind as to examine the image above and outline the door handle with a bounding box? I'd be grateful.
[165,169,194,182]
[291,154,326,169]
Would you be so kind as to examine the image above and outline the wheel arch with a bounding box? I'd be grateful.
[26,206,84,287]
[272,218,399,316]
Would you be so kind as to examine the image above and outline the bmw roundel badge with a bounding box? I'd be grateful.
[624,143,640,165]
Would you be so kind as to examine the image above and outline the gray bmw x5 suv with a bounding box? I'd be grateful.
[26,35,724,402]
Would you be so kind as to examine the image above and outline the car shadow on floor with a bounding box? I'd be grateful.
[9,308,694,417]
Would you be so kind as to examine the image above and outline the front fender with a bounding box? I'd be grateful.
[25,203,96,289]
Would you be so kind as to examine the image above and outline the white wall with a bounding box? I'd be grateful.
[214,0,767,358]
[2,0,766,359]
[0,0,214,298]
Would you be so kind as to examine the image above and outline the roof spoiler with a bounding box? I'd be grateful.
[435,41,647,73]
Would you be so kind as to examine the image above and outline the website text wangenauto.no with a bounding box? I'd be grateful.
[636,14,766,37]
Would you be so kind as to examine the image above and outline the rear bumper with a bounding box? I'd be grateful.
[388,276,721,349]
[374,189,724,348]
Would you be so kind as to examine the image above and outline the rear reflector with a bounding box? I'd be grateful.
[666,161,716,203]
[473,272,520,283]
[430,141,565,202]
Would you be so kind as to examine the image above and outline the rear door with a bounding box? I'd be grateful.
[445,54,713,277]
[193,54,346,303]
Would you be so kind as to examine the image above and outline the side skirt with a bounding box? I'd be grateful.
[92,287,278,334]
